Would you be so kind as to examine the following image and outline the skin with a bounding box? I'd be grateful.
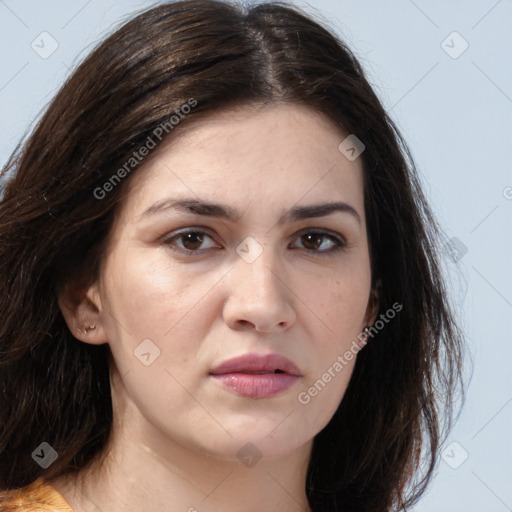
[53,103,377,512]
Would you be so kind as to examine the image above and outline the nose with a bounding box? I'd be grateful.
[222,247,297,333]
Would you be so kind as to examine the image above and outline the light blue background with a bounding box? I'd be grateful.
[1,1,511,510]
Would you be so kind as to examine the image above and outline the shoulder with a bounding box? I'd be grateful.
[0,478,73,511]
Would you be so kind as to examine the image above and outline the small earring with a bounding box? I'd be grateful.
[84,325,97,334]
[78,324,96,334]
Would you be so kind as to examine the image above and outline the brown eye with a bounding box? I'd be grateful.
[300,233,324,250]
[163,229,219,254]
[292,230,346,254]
[180,232,206,251]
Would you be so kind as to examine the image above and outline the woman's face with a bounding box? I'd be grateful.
[89,103,373,462]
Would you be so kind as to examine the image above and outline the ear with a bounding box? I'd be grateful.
[364,278,381,327]
[57,280,108,345]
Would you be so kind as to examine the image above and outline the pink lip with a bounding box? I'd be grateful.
[210,353,301,376]
[209,353,302,398]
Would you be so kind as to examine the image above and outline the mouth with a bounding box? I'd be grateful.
[209,353,301,398]
[209,352,302,377]
[230,369,287,374]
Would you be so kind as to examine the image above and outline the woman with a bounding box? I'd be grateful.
[0,1,464,511]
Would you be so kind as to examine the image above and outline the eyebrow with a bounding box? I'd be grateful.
[140,197,361,225]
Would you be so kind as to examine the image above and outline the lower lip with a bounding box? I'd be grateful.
[210,373,300,398]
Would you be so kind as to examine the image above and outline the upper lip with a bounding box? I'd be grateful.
[209,353,302,376]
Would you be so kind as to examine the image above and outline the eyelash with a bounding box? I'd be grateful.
[161,228,347,257]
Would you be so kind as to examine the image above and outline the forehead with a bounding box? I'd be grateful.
[119,103,365,221]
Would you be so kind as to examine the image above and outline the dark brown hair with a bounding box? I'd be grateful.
[0,1,464,510]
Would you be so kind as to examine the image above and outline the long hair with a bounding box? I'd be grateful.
[0,1,464,510]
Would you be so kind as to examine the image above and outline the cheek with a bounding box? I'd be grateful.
[299,264,370,425]
[308,269,371,343]
[295,344,357,436]
[99,249,224,375]
[103,249,216,333]
[295,278,367,429]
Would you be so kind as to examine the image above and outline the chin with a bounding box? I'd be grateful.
[199,424,311,462]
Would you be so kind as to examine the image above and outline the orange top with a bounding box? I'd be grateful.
[0,478,73,511]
